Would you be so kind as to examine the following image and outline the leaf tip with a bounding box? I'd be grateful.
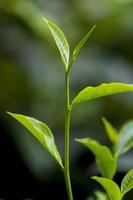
[92,24,96,31]
[6,111,19,119]
[75,138,82,144]
[102,117,107,124]
[42,17,48,23]
[91,176,99,183]
[101,116,105,120]
[42,17,45,20]
[6,111,13,116]
[89,25,96,35]
[91,176,97,180]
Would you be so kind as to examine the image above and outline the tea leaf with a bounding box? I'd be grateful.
[102,117,118,144]
[92,176,121,200]
[72,83,133,106]
[121,169,133,197]
[7,112,64,169]
[76,138,117,179]
[42,18,69,70]
[117,121,133,156]
[72,25,96,62]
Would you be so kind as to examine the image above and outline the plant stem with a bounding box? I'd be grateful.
[64,70,73,200]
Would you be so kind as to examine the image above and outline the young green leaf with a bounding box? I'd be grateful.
[7,112,64,169]
[117,121,133,156]
[75,137,117,179]
[72,25,96,62]
[92,176,121,200]
[102,117,118,144]
[121,169,133,197]
[72,83,133,106]
[42,17,69,70]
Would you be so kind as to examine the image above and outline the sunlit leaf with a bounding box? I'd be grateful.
[42,17,69,70]
[102,117,118,144]
[117,121,133,156]
[7,112,64,169]
[121,169,133,197]
[72,83,133,106]
[76,137,117,179]
[92,176,121,200]
[72,25,96,62]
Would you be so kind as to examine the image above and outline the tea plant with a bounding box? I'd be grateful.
[7,18,133,200]
[78,118,133,200]
[92,169,133,200]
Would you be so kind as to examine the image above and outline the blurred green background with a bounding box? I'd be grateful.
[0,0,133,199]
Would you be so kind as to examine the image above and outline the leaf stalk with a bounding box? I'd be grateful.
[64,70,73,200]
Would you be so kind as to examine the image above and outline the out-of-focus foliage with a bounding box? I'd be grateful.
[92,169,133,200]
[76,119,133,199]
[117,120,133,156]
[0,0,133,199]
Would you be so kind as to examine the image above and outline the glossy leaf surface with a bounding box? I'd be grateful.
[7,112,63,169]
[72,25,96,61]
[121,169,133,197]
[72,83,133,106]
[43,18,69,70]
[92,176,121,200]
[102,117,118,144]
[117,121,133,156]
[76,137,117,179]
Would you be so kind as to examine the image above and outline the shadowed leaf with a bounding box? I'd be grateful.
[117,121,133,156]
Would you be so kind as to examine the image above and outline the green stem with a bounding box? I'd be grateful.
[64,70,73,200]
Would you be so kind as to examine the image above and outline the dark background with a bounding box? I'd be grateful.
[0,0,133,199]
